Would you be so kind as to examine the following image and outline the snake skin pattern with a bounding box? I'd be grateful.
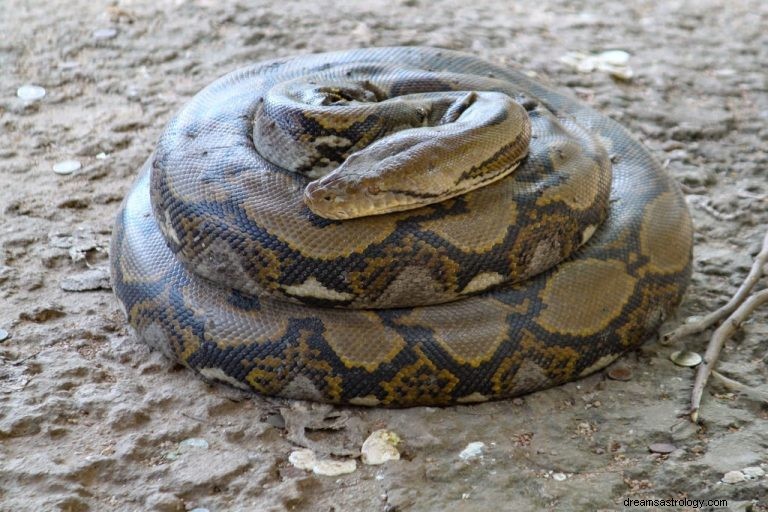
[110,47,693,407]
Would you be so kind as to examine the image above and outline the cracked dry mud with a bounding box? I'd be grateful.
[1,0,767,511]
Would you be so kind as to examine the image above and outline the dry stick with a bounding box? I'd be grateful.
[690,288,768,423]
[662,230,768,345]
[711,370,768,404]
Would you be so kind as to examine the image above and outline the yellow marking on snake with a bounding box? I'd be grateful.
[537,259,637,336]
[380,345,460,406]
[640,191,695,274]
[419,186,518,253]
[537,141,604,210]
[243,172,419,259]
[321,311,405,372]
[399,298,510,367]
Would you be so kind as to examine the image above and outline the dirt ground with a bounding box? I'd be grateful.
[2,0,767,510]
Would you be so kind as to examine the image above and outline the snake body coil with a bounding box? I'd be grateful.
[111,47,693,406]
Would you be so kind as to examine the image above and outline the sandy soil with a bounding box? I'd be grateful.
[2,0,767,510]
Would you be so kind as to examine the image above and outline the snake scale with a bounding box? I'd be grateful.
[110,47,693,407]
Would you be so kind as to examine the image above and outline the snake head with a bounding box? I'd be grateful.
[304,172,382,220]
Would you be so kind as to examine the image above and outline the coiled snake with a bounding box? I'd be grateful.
[110,47,693,406]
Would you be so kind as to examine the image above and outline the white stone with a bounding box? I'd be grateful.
[52,160,82,175]
[670,350,702,367]
[742,466,765,479]
[288,449,316,470]
[361,430,401,465]
[597,50,631,66]
[289,449,357,476]
[17,84,46,101]
[459,441,486,460]
[179,438,209,451]
[722,470,746,484]
[312,459,357,476]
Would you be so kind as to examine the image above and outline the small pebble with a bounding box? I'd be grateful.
[361,429,401,465]
[289,449,356,476]
[459,441,486,460]
[189,509,210,512]
[559,50,634,80]
[52,160,81,175]
[0,329,9,342]
[597,50,630,66]
[604,66,633,81]
[312,459,357,476]
[552,472,567,481]
[60,269,111,292]
[167,438,209,460]
[17,85,46,101]
[742,466,765,479]
[179,438,209,451]
[648,443,677,454]
[288,449,316,471]
[670,350,702,367]
[722,470,746,484]
[93,27,118,40]
[144,492,184,512]
[607,365,633,381]
[266,413,285,429]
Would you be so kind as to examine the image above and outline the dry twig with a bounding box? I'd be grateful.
[688,196,743,221]
[690,288,768,422]
[711,370,768,404]
[662,230,768,345]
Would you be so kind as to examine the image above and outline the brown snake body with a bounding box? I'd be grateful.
[110,47,693,406]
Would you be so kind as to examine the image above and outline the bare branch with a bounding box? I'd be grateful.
[662,230,768,345]
[690,288,768,423]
